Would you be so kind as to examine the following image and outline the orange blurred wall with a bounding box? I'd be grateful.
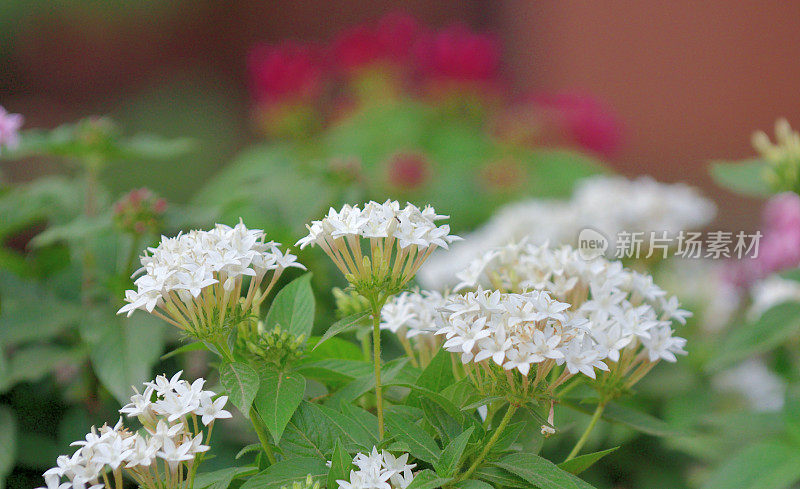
[498,1,800,228]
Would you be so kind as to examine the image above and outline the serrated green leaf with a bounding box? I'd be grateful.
[558,446,619,475]
[496,453,598,489]
[701,441,800,489]
[709,159,772,197]
[0,407,17,489]
[435,427,474,477]
[239,457,327,489]
[265,273,315,338]
[219,361,260,415]
[405,469,452,489]
[707,301,800,371]
[313,311,370,351]
[254,369,306,443]
[327,439,353,489]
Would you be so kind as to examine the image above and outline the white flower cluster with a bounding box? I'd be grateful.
[454,241,689,367]
[336,448,416,489]
[437,289,607,378]
[118,221,304,335]
[381,289,447,339]
[297,201,459,294]
[38,372,229,489]
[419,176,715,290]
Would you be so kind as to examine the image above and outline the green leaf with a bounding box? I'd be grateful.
[219,361,260,415]
[340,403,379,446]
[707,301,800,371]
[558,446,619,475]
[496,453,598,489]
[313,311,370,351]
[472,467,527,489]
[304,336,363,362]
[265,273,315,338]
[413,348,455,394]
[160,341,206,360]
[0,407,17,489]
[83,311,166,404]
[385,410,442,463]
[434,427,474,477]
[327,439,353,489]
[1,345,82,392]
[313,403,375,450]
[254,369,306,443]
[405,469,452,489]
[709,159,772,197]
[193,467,256,489]
[701,441,800,489]
[295,359,373,384]
[240,457,328,489]
[235,443,262,460]
[281,402,338,460]
[454,480,494,489]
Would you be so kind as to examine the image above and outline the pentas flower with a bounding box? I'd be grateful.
[112,187,167,236]
[332,12,420,73]
[248,42,323,106]
[336,448,416,489]
[381,288,448,366]
[436,288,605,403]
[38,372,226,489]
[414,24,500,85]
[0,105,24,153]
[454,241,689,397]
[418,176,715,290]
[297,200,459,299]
[117,221,304,340]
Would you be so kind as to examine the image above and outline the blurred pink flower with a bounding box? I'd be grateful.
[528,92,623,158]
[333,11,420,72]
[414,24,500,84]
[731,192,800,287]
[247,42,323,105]
[386,151,431,190]
[0,106,24,153]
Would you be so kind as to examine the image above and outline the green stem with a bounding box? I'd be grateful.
[249,407,277,465]
[459,404,517,482]
[371,300,385,440]
[565,402,606,461]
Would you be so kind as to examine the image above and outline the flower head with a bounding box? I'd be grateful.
[117,220,304,339]
[752,118,800,193]
[297,201,458,297]
[336,448,416,489]
[0,105,23,153]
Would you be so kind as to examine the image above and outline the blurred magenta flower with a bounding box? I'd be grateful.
[113,187,167,236]
[247,42,323,105]
[414,24,500,84]
[528,92,623,158]
[0,106,24,153]
[730,192,800,286]
[385,151,431,190]
[333,11,420,72]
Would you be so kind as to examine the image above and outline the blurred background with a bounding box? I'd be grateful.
[4,1,800,226]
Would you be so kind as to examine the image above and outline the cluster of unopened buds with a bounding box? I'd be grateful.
[37,372,230,489]
[297,200,459,300]
[112,188,167,236]
[117,221,304,344]
[752,118,800,193]
[335,448,416,489]
[238,322,306,368]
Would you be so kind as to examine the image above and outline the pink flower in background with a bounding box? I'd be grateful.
[414,24,500,84]
[528,92,623,158]
[332,11,420,72]
[386,151,431,190]
[731,192,800,287]
[247,42,323,105]
[0,106,24,153]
